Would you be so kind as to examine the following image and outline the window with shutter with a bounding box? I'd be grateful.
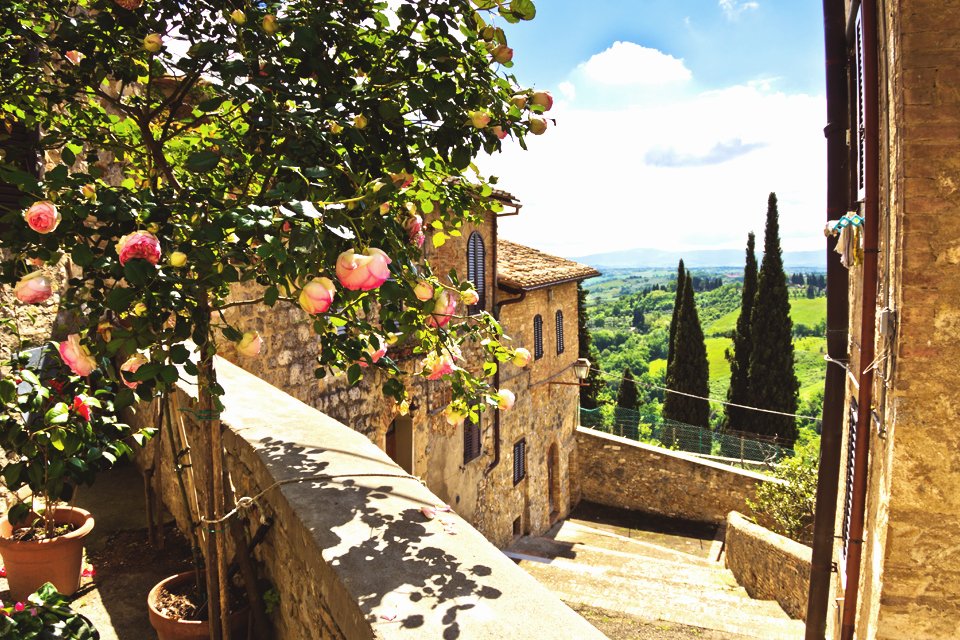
[555,310,564,355]
[466,232,486,313]
[854,9,866,203]
[513,438,526,485]
[463,415,481,464]
[533,315,543,360]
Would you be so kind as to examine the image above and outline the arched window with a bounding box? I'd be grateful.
[533,314,544,360]
[466,232,486,312]
[555,310,565,355]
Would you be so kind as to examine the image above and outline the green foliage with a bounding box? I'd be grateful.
[748,441,818,545]
[577,283,602,409]
[745,193,799,446]
[666,259,685,368]
[663,271,710,429]
[0,582,99,639]
[723,232,758,434]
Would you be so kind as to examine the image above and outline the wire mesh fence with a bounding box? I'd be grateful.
[579,406,795,465]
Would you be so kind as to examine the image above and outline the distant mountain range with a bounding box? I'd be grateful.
[570,248,825,270]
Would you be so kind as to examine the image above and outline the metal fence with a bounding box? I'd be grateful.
[579,406,794,465]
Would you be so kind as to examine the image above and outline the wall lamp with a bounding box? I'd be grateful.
[548,358,591,386]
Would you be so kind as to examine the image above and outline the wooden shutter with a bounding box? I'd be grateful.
[839,397,859,586]
[555,310,565,354]
[466,232,486,313]
[513,438,526,485]
[854,9,866,203]
[533,315,543,360]
[463,415,481,464]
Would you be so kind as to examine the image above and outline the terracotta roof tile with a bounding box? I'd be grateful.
[497,239,600,290]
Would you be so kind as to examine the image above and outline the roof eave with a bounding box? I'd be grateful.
[496,271,600,293]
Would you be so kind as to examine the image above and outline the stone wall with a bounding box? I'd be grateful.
[724,511,811,621]
[575,427,783,524]
[135,355,604,639]
[0,257,75,356]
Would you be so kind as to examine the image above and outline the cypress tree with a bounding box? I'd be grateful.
[576,282,602,411]
[745,193,799,446]
[663,271,710,430]
[723,232,758,434]
[666,259,685,368]
[615,367,640,438]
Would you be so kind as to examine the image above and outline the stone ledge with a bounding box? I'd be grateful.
[147,356,603,639]
[724,511,811,621]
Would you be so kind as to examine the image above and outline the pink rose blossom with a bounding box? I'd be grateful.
[299,277,336,314]
[335,248,392,291]
[414,280,434,302]
[237,331,263,357]
[58,334,97,377]
[491,126,508,140]
[403,214,424,246]
[512,347,532,368]
[116,231,161,266]
[422,352,456,380]
[14,272,52,304]
[491,45,514,64]
[120,353,149,389]
[531,90,554,111]
[23,201,60,234]
[72,396,91,421]
[426,290,457,328]
[13,603,23,613]
[468,111,491,129]
[359,337,387,368]
[497,389,516,411]
[65,50,84,65]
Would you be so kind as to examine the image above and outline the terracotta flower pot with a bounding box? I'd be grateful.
[147,571,249,640]
[0,506,94,601]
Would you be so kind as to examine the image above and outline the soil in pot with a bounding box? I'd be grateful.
[148,571,249,640]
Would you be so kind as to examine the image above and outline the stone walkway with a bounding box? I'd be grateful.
[506,503,805,640]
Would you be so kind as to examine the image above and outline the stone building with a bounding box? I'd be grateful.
[220,195,598,548]
[824,1,960,638]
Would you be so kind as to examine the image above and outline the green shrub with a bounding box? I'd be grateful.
[748,442,818,545]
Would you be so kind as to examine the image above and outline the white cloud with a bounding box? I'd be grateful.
[719,0,760,20]
[557,81,576,101]
[578,41,692,86]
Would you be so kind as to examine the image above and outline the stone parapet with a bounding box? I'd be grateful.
[724,511,811,621]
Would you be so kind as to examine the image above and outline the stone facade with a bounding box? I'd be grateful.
[724,511,811,621]
[575,428,783,524]
[837,2,960,638]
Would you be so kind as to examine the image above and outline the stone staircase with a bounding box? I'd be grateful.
[506,514,805,640]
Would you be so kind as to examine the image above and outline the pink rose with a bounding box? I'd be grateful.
[422,352,456,380]
[335,248,391,291]
[65,50,84,65]
[237,331,262,357]
[14,272,52,304]
[497,389,516,411]
[403,215,424,246]
[116,231,161,266]
[491,126,508,140]
[491,45,514,64]
[119,353,149,389]
[426,289,457,328]
[23,201,60,234]
[58,334,97,377]
[511,95,528,110]
[299,277,336,314]
[469,111,491,129]
[528,116,547,135]
[414,280,434,302]
[531,90,553,111]
[512,347,532,368]
[444,404,467,427]
[72,396,91,421]
[359,336,387,368]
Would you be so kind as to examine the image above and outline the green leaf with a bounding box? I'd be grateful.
[0,379,15,404]
[347,364,363,385]
[264,285,279,306]
[451,146,471,170]
[50,431,66,451]
[185,150,220,173]
[45,402,70,426]
[71,243,95,267]
[159,365,179,385]
[107,287,137,312]
[123,259,155,286]
[511,0,537,20]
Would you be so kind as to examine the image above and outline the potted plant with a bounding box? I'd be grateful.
[0,0,541,637]
[0,582,100,639]
[0,331,151,601]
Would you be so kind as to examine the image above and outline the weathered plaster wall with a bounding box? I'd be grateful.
[724,511,811,621]
[576,428,782,524]
[135,356,604,639]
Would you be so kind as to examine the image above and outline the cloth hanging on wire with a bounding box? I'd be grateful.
[825,214,864,268]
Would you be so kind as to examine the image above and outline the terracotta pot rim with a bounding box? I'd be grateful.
[0,506,95,547]
[148,571,248,627]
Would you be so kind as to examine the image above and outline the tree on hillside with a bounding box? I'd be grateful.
[615,367,640,437]
[723,232,758,434]
[632,308,646,332]
[666,259,685,369]
[577,283,603,412]
[745,193,800,446]
[663,271,710,431]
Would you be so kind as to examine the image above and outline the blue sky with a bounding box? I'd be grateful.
[478,0,828,257]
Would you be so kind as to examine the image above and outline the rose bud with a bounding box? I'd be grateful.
[23,201,60,234]
[65,50,84,65]
[497,389,516,411]
[444,404,467,427]
[491,45,514,64]
[359,337,387,368]
[81,184,97,200]
[422,351,456,380]
[299,277,336,315]
[58,334,97,377]
[414,280,435,301]
[14,272,52,304]
[116,231,161,266]
[528,116,548,135]
[404,214,424,245]
[512,347,532,367]
[461,289,480,306]
[531,90,554,111]
[335,248,391,291]
[168,251,188,268]
[97,321,114,343]
[229,9,246,25]
[511,95,528,110]
[143,33,164,53]
[468,110,491,129]
[426,289,457,328]
[119,353,149,389]
[262,14,279,35]
[353,114,368,129]
[237,331,263,357]
[491,126,508,140]
[379,202,391,215]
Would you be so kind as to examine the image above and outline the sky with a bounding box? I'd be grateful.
[475,0,827,258]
